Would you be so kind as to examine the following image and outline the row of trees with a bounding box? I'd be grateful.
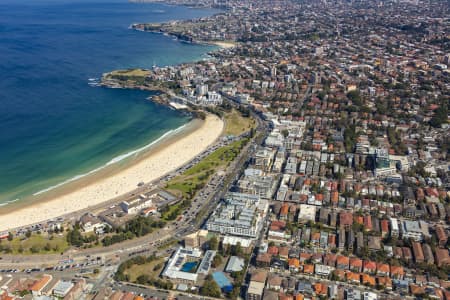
[115,255,158,282]
[102,216,165,247]
[200,275,222,298]
[135,274,173,290]
[429,102,449,128]
[205,235,247,299]
[66,224,98,247]
[160,199,191,220]
[67,216,165,248]
[208,235,246,258]
[387,127,408,155]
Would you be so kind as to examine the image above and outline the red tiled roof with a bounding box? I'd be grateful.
[362,274,376,286]
[346,271,361,282]
[376,263,390,274]
[410,284,425,295]
[337,255,349,266]
[436,226,447,241]
[303,264,314,274]
[271,220,286,229]
[251,270,268,283]
[340,212,353,226]
[363,260,377,271]
[436,248,450,267]
[376,276,392,287]
[295,294,304,300]
[380,219,389,232]
[280,203,289,215]
[354,215,363,224]
[314,283,327,295]
[331,191,339,202]
[350,257,363,268]
[299,252,312,261]
[390,266,405,277]
[288,258,300,268]
[279,246,289,257]
[29,274,52,292]
[334,269,346,279]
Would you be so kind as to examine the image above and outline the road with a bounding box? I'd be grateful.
[265,269,400,299]
[113,281,222,300]
[8,128,237,238]
[0,105,268,274]
[0,103,270,300]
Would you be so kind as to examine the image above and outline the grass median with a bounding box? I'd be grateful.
[0,233,69,255]
[165,138,248,200]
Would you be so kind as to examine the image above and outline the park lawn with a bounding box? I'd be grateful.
[166,138,248,199]
[109,68,150,77]
[223,109,256,136]
[2,234,69,255]
[160,201,183,220]
[166,175,209,199]
[124,257,165,282]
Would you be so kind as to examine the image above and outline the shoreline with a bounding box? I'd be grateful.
[0,5,228,232]
[130,24,236,50]
[1,117,192,210]
[0,114,224,232]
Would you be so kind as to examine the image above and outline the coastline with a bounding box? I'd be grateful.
[130,23,236,50]
[0,114,224,232]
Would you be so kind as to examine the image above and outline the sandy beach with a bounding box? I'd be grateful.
[209,41,236,49]
[0,114,223,231]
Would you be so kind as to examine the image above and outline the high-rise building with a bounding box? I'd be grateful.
[195,84,208,96]
[270,65,277,78]
[375,148,390,169]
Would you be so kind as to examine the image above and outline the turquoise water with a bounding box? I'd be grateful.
[0,0,218,205]
[212,271,233,292]
[181,261,198,273]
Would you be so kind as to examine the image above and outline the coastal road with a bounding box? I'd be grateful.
[0,142,259,270]
[0,107,268,275]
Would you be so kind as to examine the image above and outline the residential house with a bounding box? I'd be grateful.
[435,225,448,248]
[339,211,353,230]
[422,243,434,264]
[267,275,282,291]
[256,253,272,268]
[363,260,377,275]
[435,248,450,267]
[390,266,405,280]
[336,255,350,270]
[349,257,363,273]
[376,263,390,277]
[412,242,424,263]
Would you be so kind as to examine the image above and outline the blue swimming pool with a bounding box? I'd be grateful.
[181,261,198,273]
[212,271,233,292]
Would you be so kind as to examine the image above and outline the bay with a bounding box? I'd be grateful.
[0,0,218,204]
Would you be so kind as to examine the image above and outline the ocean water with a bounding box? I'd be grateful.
[0,0,218,205]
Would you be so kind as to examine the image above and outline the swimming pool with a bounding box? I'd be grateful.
[212,271,233,292]
[181,261,198,273]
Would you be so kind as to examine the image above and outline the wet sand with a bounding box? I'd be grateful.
[0,114,223,231]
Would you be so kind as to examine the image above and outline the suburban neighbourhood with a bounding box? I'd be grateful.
[0,0,449,299]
